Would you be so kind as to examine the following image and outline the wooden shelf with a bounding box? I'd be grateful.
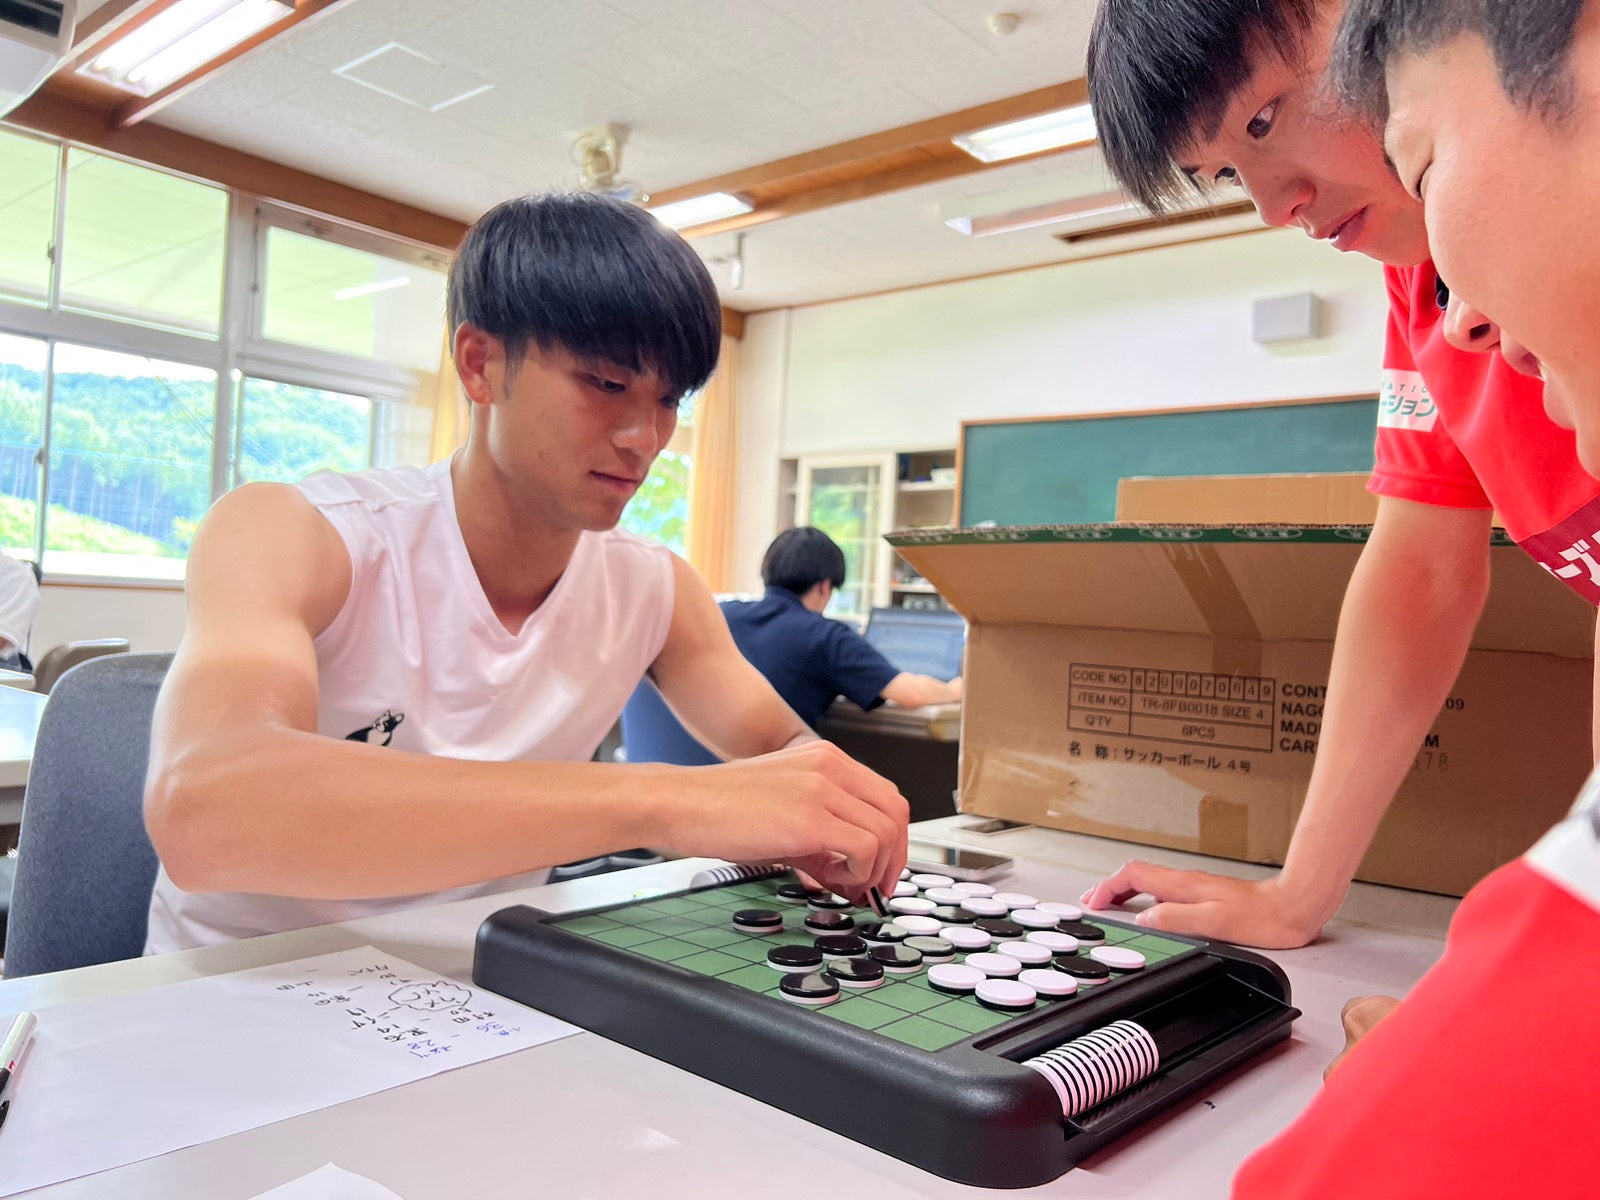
[898,480,955,493]
[891,581,939,593]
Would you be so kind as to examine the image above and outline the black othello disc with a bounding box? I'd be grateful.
[814,933,869,958]
[1055,921,1106,944]
[975,918,1025,940]
[826,956,886,987]
[1053,955,1112,983]
[807,892,853,911]
[767,944,825,971]
[857,921,908,945]
[779,971,841,1005]
[869,944,925,973]
[804,910,855,934]
[903,935,955,963]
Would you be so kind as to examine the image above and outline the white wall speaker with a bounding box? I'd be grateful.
[1252,292,1322,344]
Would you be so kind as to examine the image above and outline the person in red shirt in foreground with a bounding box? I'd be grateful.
[1083,0,1600,953]
[1232,4,1600,1195]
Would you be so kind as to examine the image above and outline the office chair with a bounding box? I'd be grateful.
[4,652,173,978]
[619,677,720,768]
[30,638,130,695]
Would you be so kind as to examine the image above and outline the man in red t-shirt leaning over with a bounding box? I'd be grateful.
[1218,5,1600,1194]
[1080,0,1600,950]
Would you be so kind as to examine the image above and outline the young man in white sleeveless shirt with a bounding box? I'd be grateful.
[142,192,909,953]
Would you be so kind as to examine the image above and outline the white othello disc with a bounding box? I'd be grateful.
[1039,901,1084,921]
[1025,931,1080,954]
[941,926,992,951]
[1018,968,1078,997]
[976,978,1037,1010]
[1090,946,1147,971]
[997,941,1052,966]
[1011,909,1060,930]
[965,951,1022,978]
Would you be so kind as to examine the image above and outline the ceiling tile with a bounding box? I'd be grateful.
[272,0,462,70]
[131,0,1232,310]
[759,0,930,39]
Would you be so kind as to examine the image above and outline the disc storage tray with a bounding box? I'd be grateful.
[473,876,1299,1189]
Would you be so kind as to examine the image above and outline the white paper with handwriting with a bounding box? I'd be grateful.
[0,947,575,1196]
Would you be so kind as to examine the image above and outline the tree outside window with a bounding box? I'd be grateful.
[618,390,696,556]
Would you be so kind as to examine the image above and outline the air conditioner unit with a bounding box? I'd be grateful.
[0,0,75,117]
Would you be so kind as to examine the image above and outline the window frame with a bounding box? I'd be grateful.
[0,128,444,586]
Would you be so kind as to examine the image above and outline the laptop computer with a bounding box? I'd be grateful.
[862,607,966,681]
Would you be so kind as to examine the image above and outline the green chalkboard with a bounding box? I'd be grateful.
[958,398,1379,526]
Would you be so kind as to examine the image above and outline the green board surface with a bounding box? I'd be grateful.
[555,879,1194,1054]
[959,399,1379,527]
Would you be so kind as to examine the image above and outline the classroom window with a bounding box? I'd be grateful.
[801,461,887,625]
[42,343,216,581]
[373,399,434,474]
[0,332,46,559]
[234,378,372,487]
[59,149,228,336]
[0,131,442,582]
[618,391,695,557]
[0,129,57,308]
[260,225,447,372]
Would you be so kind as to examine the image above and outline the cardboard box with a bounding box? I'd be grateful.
[1116,473,1379,524]
[889,524,1593,897]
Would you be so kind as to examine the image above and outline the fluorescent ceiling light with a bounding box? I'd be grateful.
[945,190,1141,238]
[86,0,292,95]
[333,276,411,301]
[951,103,1098,163]
[649,192,753,230]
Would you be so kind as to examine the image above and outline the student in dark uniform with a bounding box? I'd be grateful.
[623,528,961,765]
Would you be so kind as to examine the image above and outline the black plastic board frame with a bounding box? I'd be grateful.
[473,897,1297,1188]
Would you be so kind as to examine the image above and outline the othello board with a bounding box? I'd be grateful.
[474,868,1298,1189]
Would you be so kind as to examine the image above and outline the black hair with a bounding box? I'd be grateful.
[1331,0,1585,125]
[761,527,847,595]
[447,191,722,401]
[1087,0,1320,212]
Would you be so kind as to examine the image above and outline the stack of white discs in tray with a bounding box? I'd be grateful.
[1020,1019,1162,1118]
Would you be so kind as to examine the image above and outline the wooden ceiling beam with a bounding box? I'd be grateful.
[8,89,753,336]
[648,78,1089,208]
[10,85,472,249]
[679,138,1091,240]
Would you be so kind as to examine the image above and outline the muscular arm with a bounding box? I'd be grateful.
[1083,497,1493,947]
[648,556,909,889]
[149,506,907,901]
[649,556,814,759]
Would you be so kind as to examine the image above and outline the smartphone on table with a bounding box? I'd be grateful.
[905,842,1013,882]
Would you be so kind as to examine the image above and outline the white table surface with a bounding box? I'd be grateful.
[0,819,1458,1199]
[0,687,45,823]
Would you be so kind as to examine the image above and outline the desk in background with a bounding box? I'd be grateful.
[0,687,46,826]
[817,699,960,823]
[0,818,1455,1199]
